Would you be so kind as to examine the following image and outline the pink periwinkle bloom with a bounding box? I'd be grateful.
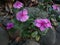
[13,1,23,9]
[34,19,52,31]
[52,4,59,10]
[16,9,29,22]
[6,22,14,30]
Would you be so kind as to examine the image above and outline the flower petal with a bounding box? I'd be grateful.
[39,26,46,31]
[20,15,29,22]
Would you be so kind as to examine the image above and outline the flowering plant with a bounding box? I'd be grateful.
[6,1,53,41]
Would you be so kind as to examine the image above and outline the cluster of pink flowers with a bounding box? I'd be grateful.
[6,1,29,29]
[6,1,52,31]
[13,1,29,22]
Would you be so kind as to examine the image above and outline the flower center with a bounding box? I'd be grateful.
[16,3,20,6]
[40,22,45,26]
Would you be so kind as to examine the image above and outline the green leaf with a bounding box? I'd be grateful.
[35,35,40,41]
[21,29,31,38]
[13,8,19,13]
[31,31,38,38]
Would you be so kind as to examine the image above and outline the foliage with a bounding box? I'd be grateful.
[5,0,60,42]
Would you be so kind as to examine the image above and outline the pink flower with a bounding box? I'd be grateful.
[13,1,23,9]
[16,9,29,22]
[57,7,60,11]
[6,22,14,30]
[34,19,52,31]
[52,4,59,10]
